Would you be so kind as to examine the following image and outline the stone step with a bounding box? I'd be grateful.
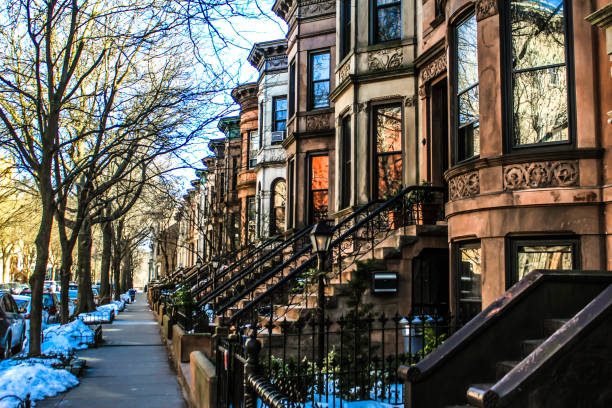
[543,318,569,336]
[495,360,520,381]
[521,338,545,358]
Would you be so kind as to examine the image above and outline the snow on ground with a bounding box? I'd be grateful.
[78,299,127,324]
[38,319,96,357]
[120,293,131,303]
[0,358,78,408]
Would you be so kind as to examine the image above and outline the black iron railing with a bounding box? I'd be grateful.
[218,311,453,408]
[229,185,445,326]
[196,226,313,310]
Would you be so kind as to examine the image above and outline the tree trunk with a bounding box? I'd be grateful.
[58,250,73,325]
[77,218,96,314]
[112,219,124,301]
[121,253,130,294]
[99,220,112,304]
[29,174,54,356]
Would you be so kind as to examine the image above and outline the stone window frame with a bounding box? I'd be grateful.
[308,49,332,110]
[369,99,405,201]
[272,95,288,134]
[501,0,577,154]
[340,0,352,60]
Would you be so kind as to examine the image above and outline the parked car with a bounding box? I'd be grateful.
[92,288,100,305]
[13,295,50,331]
[44,280,58,292]
[55,292,76,319]
[43,292,60,323]
[0,283,22,295]
[0,293,26,359]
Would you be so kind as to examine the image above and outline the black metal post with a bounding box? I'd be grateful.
[317,252,326,366]
[244,334,261,408]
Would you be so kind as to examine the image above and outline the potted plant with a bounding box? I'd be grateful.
[381,185,406,229]
[405,181,438,225]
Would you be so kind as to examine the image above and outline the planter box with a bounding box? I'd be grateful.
[190,351,217,408]
[173,324,213,363]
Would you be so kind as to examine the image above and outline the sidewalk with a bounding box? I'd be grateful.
[39,293,188,408]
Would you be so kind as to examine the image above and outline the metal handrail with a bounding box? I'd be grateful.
[196,226,311,308]
[220,200,376,318]
[229,185,445,323]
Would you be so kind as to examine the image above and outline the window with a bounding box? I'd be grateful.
[340,115,352,209]
[456,241,481,325]
[247,196,256,243]
[259,102,264,147]
[340,0,352,59]
[507,0,571,147]
[288,159,295,229]
[372,0,401,43]
[454,13,479,163]
[309,51,331,109]
[248,130,258,168]
[231,156,238,190]
[273,96,287,133]
[509,238,577,286]
[289,61,296,117]
[374,104,403,199]
[310,154,329,223]
[270,179,286,235]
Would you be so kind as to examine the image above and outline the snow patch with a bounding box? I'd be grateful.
[0,360,78,407]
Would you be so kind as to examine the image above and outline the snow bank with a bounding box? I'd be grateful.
[38,320,95,357]
[0,358,78,408]
[120,293,131,303]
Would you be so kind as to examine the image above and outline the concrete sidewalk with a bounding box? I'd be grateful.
[39,293,187,408]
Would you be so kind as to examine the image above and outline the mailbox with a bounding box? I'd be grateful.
[372,272,398,294]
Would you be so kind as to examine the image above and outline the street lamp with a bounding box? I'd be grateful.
[310,221,332,366]
[211,256,220,291]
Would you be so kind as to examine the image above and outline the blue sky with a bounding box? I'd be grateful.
[172,0,287,189]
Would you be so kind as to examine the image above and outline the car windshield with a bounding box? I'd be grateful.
[42,294,55,308]
[68,290,78,300]
[14,299,29,313]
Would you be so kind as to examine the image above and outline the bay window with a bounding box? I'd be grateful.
[309,51,330,109]
[372,0,401,43]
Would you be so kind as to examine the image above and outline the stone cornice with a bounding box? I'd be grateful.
[475,0,498,22]
[231,82,258,110]
[586,3,612,28]
[248,39,288,72]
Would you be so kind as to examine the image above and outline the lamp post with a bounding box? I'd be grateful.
[211,256,220,292]
[310,221,333,366]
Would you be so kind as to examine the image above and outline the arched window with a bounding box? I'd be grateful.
[270,179,286,235]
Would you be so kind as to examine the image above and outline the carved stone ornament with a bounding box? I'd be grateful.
[338,61,351,83]
[476,0,499,22]
[419,54,447,96]
[306,114,330,131]
[404,95,418,107]
[503,161,579,191]
[368,47,404,71]
[300,0,335,18]
[449,171,480,200]
[358,102,368,112]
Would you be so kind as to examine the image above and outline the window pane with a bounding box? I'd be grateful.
[273,181,286,234]
[377,153,403,199]
[458,86,479,127]
[517,244,573,281]
[376,105,402,153]
[513,66,568,145]
[247,197,256,242]
[456,15,478,93]
[457,242,481,324]
[311,155,329,190]
[275,98,287,119]
[376,3,401,42]
[458,121,480,161]
[511,0,565,71]
[312,191,329,222]
[312,81,330,109]
[312,53,330,81]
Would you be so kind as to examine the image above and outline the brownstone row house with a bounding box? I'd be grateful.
[155,1,612,404]
[165,0,612,324]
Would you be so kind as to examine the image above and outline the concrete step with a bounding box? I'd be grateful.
[543,318,568,336]
[521,338,545,358]
[495,360,519,381]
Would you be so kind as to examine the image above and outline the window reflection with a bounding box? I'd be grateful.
[374,0,401,42]
[510,0,569,146]
[457,242,481,325]
[310,155,329,222]
[310,52,330,109]
[248,130,258,168]
[516,243,573,281]
[375,104,403,199]
[271,179,286,234]
[273,97,287,132]
[247,196,256,243]
[455,14,479,162]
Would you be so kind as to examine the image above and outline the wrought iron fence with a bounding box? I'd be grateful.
[217,311,453,408]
